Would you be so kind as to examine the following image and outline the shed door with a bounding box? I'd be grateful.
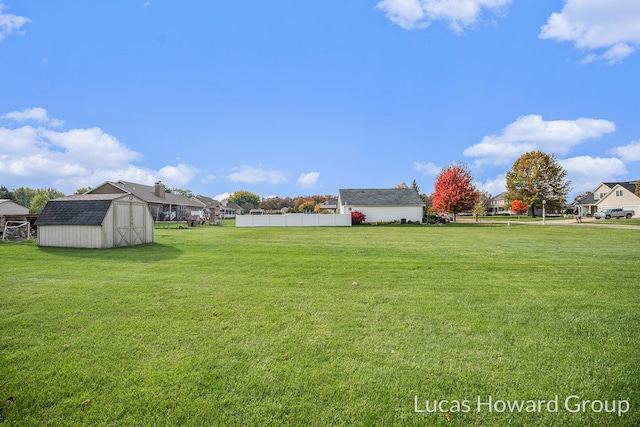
[114,201,146,247]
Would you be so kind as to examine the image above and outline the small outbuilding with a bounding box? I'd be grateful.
[0,199,29,216]
[1,199,32,241]
[338,188,425,223]
[35,194,154,248]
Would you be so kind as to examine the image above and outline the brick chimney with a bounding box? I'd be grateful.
[155,182,165,198]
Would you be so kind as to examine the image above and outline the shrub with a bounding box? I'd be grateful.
[423,214,438,225]
[423,214,450,225]
[351,211,365,225]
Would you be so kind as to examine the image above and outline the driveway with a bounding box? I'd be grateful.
[456,216,640,230]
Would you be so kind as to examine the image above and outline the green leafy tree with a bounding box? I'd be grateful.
[0,186,13,200]
[13,187,65,209]
[228,190,260,212]
[75,187,93,195]
[472,199,487,222]
[41,188,65,199]
[12,187,38,208]
[505,151,570,217]
[411,180,420,194]
[29,193,50,214]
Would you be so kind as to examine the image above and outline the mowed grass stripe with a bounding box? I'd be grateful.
[1,224,639,426]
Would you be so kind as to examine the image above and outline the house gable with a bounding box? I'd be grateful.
[591,182,617,202]
[88,181,205,209]
[596,183,640,209]
[88,182,128,195]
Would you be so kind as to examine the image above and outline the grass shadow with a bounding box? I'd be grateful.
[36,242,183,262]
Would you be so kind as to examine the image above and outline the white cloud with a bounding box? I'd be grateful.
[200,174,217,184]
[463,115,616,166]
[0,108,199,193]
[413,161,441,175]
[296,171,320,189]
[610,140,640,162]
[376,0,511,32]
[560,155,627,192]
[475,173,506,197]
[158,162,198,186]
[144,1,151,6]
[213,192,231,201]
[539,0,640,64]
[41,127,141,168]
[227,165,287,184]
[2,107,64,127]
[0,2,30,42]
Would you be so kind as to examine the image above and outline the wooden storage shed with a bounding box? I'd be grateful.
[35,194,154,248]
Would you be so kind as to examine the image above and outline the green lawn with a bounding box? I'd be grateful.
[1,224,639,426]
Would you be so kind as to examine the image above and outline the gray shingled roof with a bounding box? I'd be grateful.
[35,196,117,226]
[35,199,111,226]
[575,192,596,205]
[113,181,205,207]
[619,182,637,193]
[195,195,220,209]
[339,188,424,206]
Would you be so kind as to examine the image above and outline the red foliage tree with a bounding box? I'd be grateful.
[431,163,479,219]
[510,199,528,216]
[351,211,365,225]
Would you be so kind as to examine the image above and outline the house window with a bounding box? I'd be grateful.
[616,190,623,196]
[599,193,607,199]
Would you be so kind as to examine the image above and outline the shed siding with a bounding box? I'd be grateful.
[38,225,105,248]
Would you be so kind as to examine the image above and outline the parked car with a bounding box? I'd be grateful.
[437,214,453,223]
[594,208,635,220]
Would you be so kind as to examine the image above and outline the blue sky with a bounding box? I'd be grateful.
[1,1,639,201]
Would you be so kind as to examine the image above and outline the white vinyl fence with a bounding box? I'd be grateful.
[236,213,351,227]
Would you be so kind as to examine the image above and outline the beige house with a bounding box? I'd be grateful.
[88,181,205,222]
[575,181,640,218]
[488,192,507,215]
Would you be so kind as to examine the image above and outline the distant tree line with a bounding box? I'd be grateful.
[0,186,65,214]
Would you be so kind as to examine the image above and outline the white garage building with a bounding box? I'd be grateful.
[338,188,424,224]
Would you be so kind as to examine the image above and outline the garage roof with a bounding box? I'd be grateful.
[339,188,424,206]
